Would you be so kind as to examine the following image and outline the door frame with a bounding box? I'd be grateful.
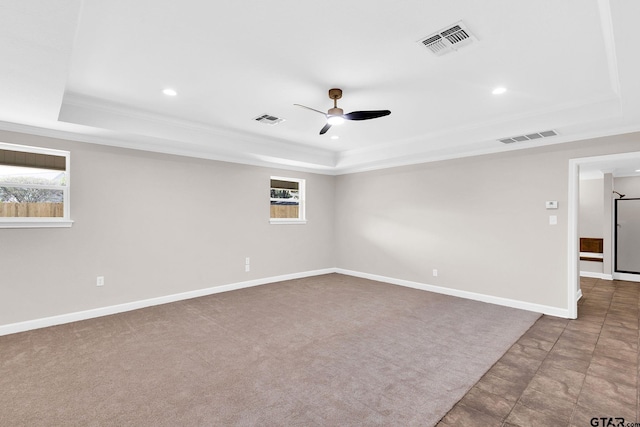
[613,197,640,281]
[568,150,640,318]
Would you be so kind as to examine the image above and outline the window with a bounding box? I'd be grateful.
[0,142,72,228]
[270,176,306,224]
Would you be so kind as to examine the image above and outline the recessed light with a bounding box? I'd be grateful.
[162,88,177,96]
[492,87,507,95]
[636,169,640,172]
[331,135,339,140]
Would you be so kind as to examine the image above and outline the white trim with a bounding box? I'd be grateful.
[597,0,621,96]
[0,121,338,175]
[0,268,334,337]
[0,183,64,191]
[0,219,73,229]
[577,288,583,301]
[270,175,306,223]
[613,272,640,282]
[335,268,570,318]
[3,112,640,177]
[1,267,580,336]
[333,120,637,175]
[64,151,71,220]
[567,159,580,319]
[269,219,307,225]
[0,141,72,227]
[579,252,604,259]
[580,271,614,280]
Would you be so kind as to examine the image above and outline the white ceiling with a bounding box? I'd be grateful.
[1,0,640,175]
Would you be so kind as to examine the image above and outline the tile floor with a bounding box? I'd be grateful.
[438,277,639,427]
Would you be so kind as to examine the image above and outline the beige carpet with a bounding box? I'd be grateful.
[0,273,540,426]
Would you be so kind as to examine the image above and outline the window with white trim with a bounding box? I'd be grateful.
[0,143,72,228]
[270,176,306,224]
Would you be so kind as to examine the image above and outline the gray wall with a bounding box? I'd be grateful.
[579,178,604,239]
[2,128,640,326]
[0,130,335,326]
[335,133,640,310]
[614,176,640,198]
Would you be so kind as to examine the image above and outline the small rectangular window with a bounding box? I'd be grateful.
[0,143,72,228]
[270,176,306,224]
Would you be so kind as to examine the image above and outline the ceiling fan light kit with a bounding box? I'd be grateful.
[327,115,345,125]
[295,88,391,135]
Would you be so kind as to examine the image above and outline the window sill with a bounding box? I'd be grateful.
[269,219,307,225]
[0,219,74,229]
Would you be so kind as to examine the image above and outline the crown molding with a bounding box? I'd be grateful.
[2,114,639,178]
[0,119,338,174]
[332,123,640,175]
[59,92,338,169]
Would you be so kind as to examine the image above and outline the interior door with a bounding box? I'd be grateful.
[615,198,640,274]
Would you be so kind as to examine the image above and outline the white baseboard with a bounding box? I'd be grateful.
[613,272,640,282]
[1,267,576,336]
[335,268,570,318]
[576,288,583,301]
[0,268,335,337]
[580,271,613,280]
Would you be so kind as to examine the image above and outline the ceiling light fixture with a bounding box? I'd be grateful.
[162,88,177,96]
[294,88,390,135]
[492,87,507,95]
[327,115,344,126]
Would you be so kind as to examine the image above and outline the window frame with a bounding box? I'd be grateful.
[0,142,72,228]
[269,176,306,225]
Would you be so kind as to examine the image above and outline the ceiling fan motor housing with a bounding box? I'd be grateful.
[328,88,343,100]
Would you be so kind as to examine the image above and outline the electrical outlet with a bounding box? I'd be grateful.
[245,257,250,265]
[96,276,104,287]
[245,265,250,272]
[432,269,438,277]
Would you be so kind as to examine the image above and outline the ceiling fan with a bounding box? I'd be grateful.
[295,88,391,135]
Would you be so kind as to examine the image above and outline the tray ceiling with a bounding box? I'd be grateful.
[0,0,639,174]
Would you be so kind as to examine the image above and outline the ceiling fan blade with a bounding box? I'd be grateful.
[343,110,391,121]
[319,123,332,135]
[294,104,328,116]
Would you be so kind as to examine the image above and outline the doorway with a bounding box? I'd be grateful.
[569,150,640,319]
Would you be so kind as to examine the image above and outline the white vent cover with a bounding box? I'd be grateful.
[499,130,558,144]
[418,21,476,56]
[254,114,285,125]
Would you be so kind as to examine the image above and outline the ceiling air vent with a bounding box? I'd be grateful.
[499,130,558,144]
[418,21,476,56]
[254,114,285,125]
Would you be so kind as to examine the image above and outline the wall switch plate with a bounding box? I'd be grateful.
[245,257,250,265]
[545,201,558,209]
[432,269,438,277]
[245,265,250,272]
[96,276,104,286]
[549,215,557,225]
